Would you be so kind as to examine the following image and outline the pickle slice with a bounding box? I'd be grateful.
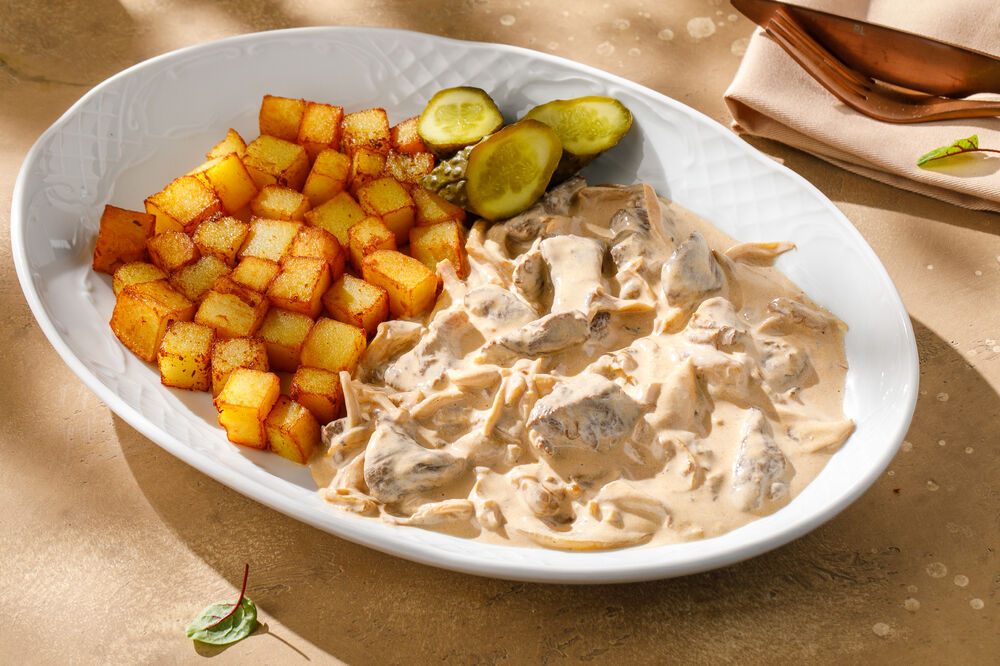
[464,119,562,222]
[523,96,633,182]
[417,87,504,158]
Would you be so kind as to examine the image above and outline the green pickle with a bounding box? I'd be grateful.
[417,87,504,158]
[422,120,562,222]
[522,96,633,183]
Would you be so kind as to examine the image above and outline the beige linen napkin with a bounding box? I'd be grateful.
[725,0,1000,212]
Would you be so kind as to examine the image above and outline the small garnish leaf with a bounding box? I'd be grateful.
[185,564,258,646]
[917,135,979,167]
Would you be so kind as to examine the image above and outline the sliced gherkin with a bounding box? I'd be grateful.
[422,119,562,222]
[522,96,633,182]
[417,87,504,158]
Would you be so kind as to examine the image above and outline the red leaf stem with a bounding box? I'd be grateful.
[204,563,250,630]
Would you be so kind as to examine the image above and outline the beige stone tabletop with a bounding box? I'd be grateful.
[2,1,998,663]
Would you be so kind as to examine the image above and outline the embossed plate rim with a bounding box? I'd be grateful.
[11,26,918,583]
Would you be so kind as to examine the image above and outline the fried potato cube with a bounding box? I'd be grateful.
[206,128,247,160]
[238,218,303,262]
[297,102,344,160]
[347,147,387,196]
[383,150,435,186]
[266,256,331,318]
[301,149,350,207]
[390,116,426,154]
[144,175,222,234]
[322,274,389,336]
[210,336,269,396]
[214,368,281,449]
[289,366,342,424]
[361,249,437,318]
[92,205,155,274]
[357,177,416,239]
[110,279,195,363]
[287,226,345,279]
[230,256,281,293]
[157,321,216,391]
[348,216,396,272]
[265,395,321,464]
[259,95,306,142]
[147,231,200,273]
[411,186,467,226]
[112,262,167,296]
[303,190,365,246]
[200,153,259,214]
[192,216,249,266]
[243,135,310,191]
[410,220,468,278]
[341,107,391,155]
[258,307,314,372]
[195,276,270,338]
[169,254,232,302]
[250,185,310,221]
[299,317,367,374]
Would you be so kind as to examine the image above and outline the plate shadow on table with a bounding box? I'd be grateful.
[114,319,999,664]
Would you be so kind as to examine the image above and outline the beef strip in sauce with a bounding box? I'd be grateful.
[312,182,854,550]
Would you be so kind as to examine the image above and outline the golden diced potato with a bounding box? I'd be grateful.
[303,190,365,246]
[259,95,306,142]
[144,175,222,234]
[301,149,350,207]
[409,220,468,278]
[322,274,389,336]
[200,153,259,214]
[390,116,426,154]
[250,184,310,221]
[230,256,281,293]
[356,177,415,239]
[157,321,216,391]
[340,107,391,155]
[265,395,321,464]
[147,231,200,273]
[214,368,281,449]
[110,279,196,363]
[194,276,270,338]
[289,366,342,424]
[347,147,387,196]
[169,254,232,302]
[383,150,435,186]
[348,216,396,272]
[266,256,331,318]
[411,186,467,226]
[361,249,437,318]
[206,128,247,160]
[243,135,310,191]
[192,216,250,266]
[92,205,155,274]
[237,217,303,262]
[258,307,314,372]
[210,336,269,396]
[299,317,367,374]
[297,102,344,160]
[287,226,345,279]
[112,262,167,296]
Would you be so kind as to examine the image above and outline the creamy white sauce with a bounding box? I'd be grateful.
[311,179,854,550]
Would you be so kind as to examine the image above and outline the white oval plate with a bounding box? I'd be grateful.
[12,27,918,583]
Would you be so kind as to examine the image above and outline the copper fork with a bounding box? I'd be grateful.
[764,7,1000,123]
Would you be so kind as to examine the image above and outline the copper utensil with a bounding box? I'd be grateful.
[761,8,1000,123]
[732,0,1000,97]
